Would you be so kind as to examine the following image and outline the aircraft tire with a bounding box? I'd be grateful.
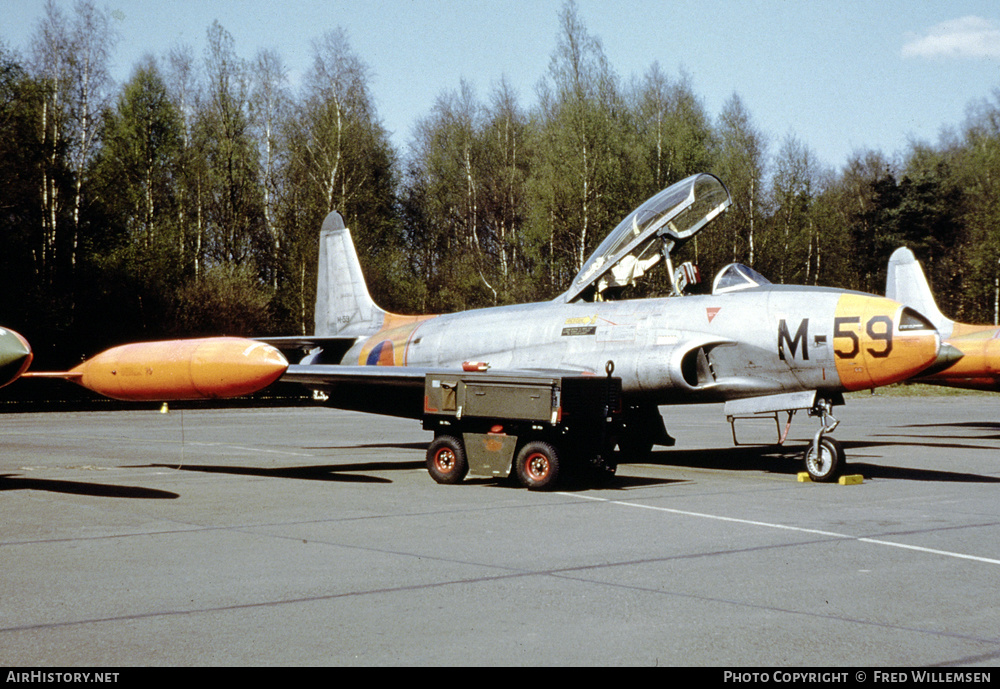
[515,440,561,490]
[426,435,469,484]
[803,437,844,482]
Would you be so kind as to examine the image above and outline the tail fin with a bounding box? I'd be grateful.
[886,247,952,335]
[314,212,386,337]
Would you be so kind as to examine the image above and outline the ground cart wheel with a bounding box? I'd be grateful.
[515,440,561,490]
[802,436,844,482]
[426,434,469,484]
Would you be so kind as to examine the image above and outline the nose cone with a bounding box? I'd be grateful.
[0,328,32,389]
[833,294,940,391]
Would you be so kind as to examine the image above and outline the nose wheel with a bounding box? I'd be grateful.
[803,436,844,482]
[802,397,845,482]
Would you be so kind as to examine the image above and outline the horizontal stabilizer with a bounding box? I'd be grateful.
[257,336,360,365]
[258,336,358,348]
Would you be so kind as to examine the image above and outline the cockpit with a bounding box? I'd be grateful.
[561,173,732,302]
[711,263,772,295]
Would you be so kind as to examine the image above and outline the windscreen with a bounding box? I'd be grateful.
[711,263,773,295]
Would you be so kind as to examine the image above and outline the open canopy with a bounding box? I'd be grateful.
[562,173,731,302]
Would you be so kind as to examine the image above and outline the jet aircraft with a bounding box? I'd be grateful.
[271,173,943,482]
[886,246,998,391]
[0,327,32,389]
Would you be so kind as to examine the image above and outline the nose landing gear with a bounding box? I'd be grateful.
[803,397,845,482]
[725,391,848,482]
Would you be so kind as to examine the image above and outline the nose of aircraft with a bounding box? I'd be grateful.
[0,327,33,389]
[833,294,940,391]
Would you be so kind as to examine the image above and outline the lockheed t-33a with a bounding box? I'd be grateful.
[272,174,945,488]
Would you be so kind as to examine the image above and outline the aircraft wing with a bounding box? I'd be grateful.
[280,364,604,419]
[281,363,428,417]
[283,364,427,385]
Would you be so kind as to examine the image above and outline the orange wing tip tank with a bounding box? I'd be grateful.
[0,328,33,389]
[26,337,288,402]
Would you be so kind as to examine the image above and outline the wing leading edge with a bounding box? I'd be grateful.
[282,364,427,417]
[282,364,592,418]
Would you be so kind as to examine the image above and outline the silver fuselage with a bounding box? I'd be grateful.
[341,285,935,405]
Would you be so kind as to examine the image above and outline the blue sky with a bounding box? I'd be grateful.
[5,0,1000,170]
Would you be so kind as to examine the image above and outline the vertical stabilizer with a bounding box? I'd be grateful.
[886,247,952,336]
[314,212,386,336]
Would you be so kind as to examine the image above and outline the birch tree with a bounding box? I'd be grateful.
[28,0,73,283]
[404,80,488,309]
[26,0,115,327]
[479,77,532,301]
[634,63,713,194]
[250,48,289,288]
[164,43,201,276]
[63,0,115,267]
[281,28,399,322]
[530,0,634,290]
[770,133,820,283]
[95,57,182,249]
[196,21,263,267]
[712,93,767,269]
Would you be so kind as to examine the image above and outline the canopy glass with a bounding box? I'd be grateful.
[563,173,731,302]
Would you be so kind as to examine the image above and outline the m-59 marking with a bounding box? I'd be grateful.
[834,315,893,359]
